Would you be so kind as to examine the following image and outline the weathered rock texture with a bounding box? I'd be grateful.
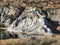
[0,0,60,40]
[0,5,25,26]
[7,7,53,38]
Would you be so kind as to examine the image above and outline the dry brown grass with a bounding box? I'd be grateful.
[0,35,60,45]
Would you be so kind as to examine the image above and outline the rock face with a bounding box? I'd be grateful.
[7,7,52,37]
[0,6,19,26]
[0,0,60,40]
[0,5,25,27]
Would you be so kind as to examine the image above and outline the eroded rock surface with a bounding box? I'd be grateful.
[0,5,25,26]
[7,7,53,38]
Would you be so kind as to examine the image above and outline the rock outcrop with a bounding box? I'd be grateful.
[7,7,53,38]
[0,0,60,39]
[0,5,25,26]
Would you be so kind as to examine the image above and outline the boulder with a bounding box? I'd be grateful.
[7,7,53,38]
